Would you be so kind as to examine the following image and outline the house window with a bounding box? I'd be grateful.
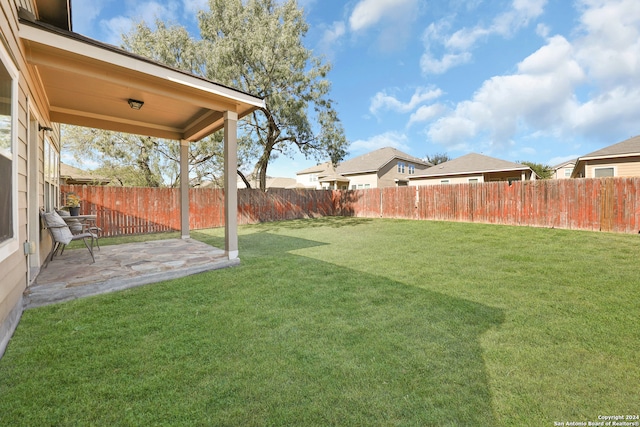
[44,139,59,210]
[398,162,405,173]
[468,178,479,183]
[440,179,450,184]
[594,167,614,178]
[0,44,18,261]
[408,164,415,174]
[564,168,572,177]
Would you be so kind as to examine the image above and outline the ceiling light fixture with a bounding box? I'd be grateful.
[128,98,144,110]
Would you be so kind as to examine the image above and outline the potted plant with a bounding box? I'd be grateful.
[65,193,81,216]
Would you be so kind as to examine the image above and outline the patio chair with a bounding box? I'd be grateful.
[56,209,102,250]
[40,210,97,267]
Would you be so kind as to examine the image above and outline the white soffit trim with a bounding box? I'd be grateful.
[409,167,530,179]
[579,153,640,161]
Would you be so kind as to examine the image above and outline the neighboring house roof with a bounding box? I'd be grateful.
[552,159,577,170]
[296,162,333,176]
[410,153,530,178]
[235,174,296,189]
[295,148,431,184]
[578,135,640,160]
[319,170,350,183]
[60,163,112,185]
[336,147,431,175]
[571,135,640,178]
[265,177,297,188]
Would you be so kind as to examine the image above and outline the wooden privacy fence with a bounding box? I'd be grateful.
[62,177,640,237]
[338,178,640,233]
[61,185,338,237]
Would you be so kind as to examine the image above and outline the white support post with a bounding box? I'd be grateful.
[224,111,239,259]
[180,139,190,239]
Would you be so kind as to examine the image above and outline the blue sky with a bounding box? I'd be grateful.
[71,0,640,178]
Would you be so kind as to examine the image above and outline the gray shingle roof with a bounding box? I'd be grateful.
[411,153,529,178]
[580,135,640,159]
[336,147,431,175]
[552,159,577,170]
[60,163,111,185]
[296,162,333,175]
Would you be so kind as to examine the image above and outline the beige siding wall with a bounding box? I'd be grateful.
[296,172,320,188]
[409,170,532,186]
[409,173,484,186]
[485,170,528,181]
[347,172,378,189]
[0,0,26,355]
[584,157,640,178]
[1,0,56,356]
[378,162,401,187]
[553,164,575,179]
[378,159,431,188]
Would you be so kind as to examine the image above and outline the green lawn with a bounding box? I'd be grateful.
[1,218,638,426]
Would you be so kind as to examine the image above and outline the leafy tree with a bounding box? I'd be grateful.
[198,0,348,190]
[62,126,165,187]
[519,161,553,179]
[426,152,451,165]
[63,3,348,190]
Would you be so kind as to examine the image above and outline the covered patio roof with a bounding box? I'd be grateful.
[18,6,265,260]
[18,8,264,141]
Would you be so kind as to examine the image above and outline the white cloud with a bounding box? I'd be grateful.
[427,35,585,148]
[350,131,411,153]
[348,0,419,51]
[408,104,447,127]
[536,23,550,38]
[574,0,640,88]
[182,0,208,16]
[444,26,490,51]
[420,51,472,74]
[318,21,346,58]
[492,0,546,36]
[100,16,135,45]
[135,1,181,25]
[421,0,547,74]
[324,21,346,43]
[349,0,417,32]
[571,87,640,139]
[99,1,181,45]
[72,0,105,36]
[370,86,443,115]
[425,0,640,150]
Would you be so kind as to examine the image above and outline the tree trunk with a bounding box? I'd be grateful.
[255,152,270,191]
[237,170,251,189]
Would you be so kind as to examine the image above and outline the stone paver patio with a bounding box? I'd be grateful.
[24,239,238,309]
